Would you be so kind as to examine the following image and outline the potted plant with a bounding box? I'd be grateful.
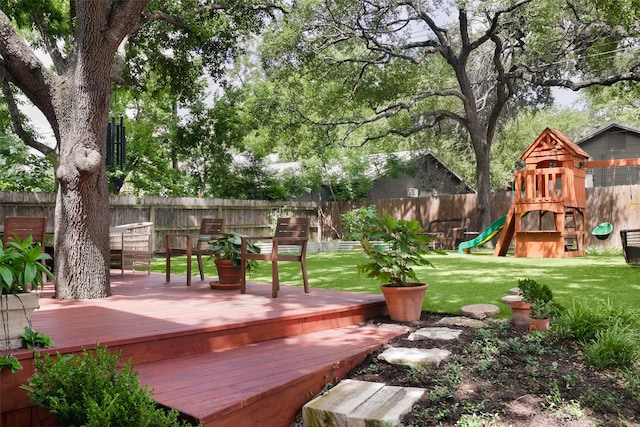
[208,233,260,289]
[355,211,445,322]
[516,278,561,332]
[507,278,535,331]
[529,297,563,332]
[1,236,53,354]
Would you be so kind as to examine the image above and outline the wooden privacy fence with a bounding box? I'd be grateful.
[2,186,639,253]
[318,186,640,250]
[0,193,318,254]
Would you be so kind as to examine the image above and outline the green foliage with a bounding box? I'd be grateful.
[0,354,22,373]
[557,299,640,370]
[208,233,261,270]
[583,323,640,370]
[1,0,70,37]
[517,278,563,320]
[355,211,445,287]
[534,299,564,321]
[341,205,377,240]
[320,155,375,202]
[556,299,640,343]
[21,326,54,350]
[0,236,53,294]
[0,135,56,192]
[23,345,195,427]
[1,326,55,373]
[518,278,553,304]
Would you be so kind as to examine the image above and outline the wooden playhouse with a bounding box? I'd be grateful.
[494,128,590,258]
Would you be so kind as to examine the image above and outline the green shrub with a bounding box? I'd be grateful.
[583,323,639,370]
[556,299,640,343]
[23,345,196,427]
[341,205,377,240]
[557,300,640,371]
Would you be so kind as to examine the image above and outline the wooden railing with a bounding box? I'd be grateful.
[514,167,585,207]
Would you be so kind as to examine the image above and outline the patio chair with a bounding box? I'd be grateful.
[2,216,47,249]
[2,216,49,276]
[240,217,310,298]
[110,222,153,276]
[165,218,225,286]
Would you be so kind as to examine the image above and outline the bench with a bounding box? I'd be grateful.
[426,218,470,250]
[621,229,640,266]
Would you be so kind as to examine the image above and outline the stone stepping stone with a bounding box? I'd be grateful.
[375,323,412,333]
[408,327,462,341]
[378,346,451,368]
[303,379,425,427]
[460,303,500,319]
[509,287,521,295]
[501,294,523,303]
[436,316,486,328]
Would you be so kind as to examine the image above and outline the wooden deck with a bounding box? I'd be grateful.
[1,272,401,426]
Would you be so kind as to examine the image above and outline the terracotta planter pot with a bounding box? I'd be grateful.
[1,293,40,350]
[508,301,531,331]
[380,284,428,322]
[212,259,242,288]
[529,318,550,332]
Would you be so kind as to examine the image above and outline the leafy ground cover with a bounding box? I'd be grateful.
[289,306,640,426]
[340,312,640,427]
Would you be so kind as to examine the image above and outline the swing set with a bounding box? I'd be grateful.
[583,158,640,240]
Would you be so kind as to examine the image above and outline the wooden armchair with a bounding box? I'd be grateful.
[2,217,47,249]
[165,218,225,286]
[110,222,153,276]
[240,217,310,298]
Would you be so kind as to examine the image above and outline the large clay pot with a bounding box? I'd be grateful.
[211,259,243,289]
[0,293,40,350]
[508,301,531,331]
[380,284,428,322]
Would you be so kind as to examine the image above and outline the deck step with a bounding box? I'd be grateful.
[302,379,425,427]
[136,325,404,427]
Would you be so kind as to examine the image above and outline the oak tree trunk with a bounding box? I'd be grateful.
[474,138,493,235]
[52,3,135,299]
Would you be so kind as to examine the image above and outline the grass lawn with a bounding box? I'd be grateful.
[152,249,640,317]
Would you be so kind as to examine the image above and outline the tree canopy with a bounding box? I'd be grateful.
[256,0,640,229]
[1,0,640,300]
[0,0,283,298]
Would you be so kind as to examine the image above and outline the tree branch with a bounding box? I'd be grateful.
[1,77,56,155]
[0,11,60,139]
[138,1,286,31]
[515,68,640,91]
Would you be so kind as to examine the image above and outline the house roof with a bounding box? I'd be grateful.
[576,122,640,145]
[521,127,590,161]
[267,150,474,191]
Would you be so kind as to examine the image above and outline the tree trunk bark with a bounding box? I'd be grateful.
[54,102,112,298]
[53,5,117,299]
[473,135,493,236]
[0,1,150,299]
